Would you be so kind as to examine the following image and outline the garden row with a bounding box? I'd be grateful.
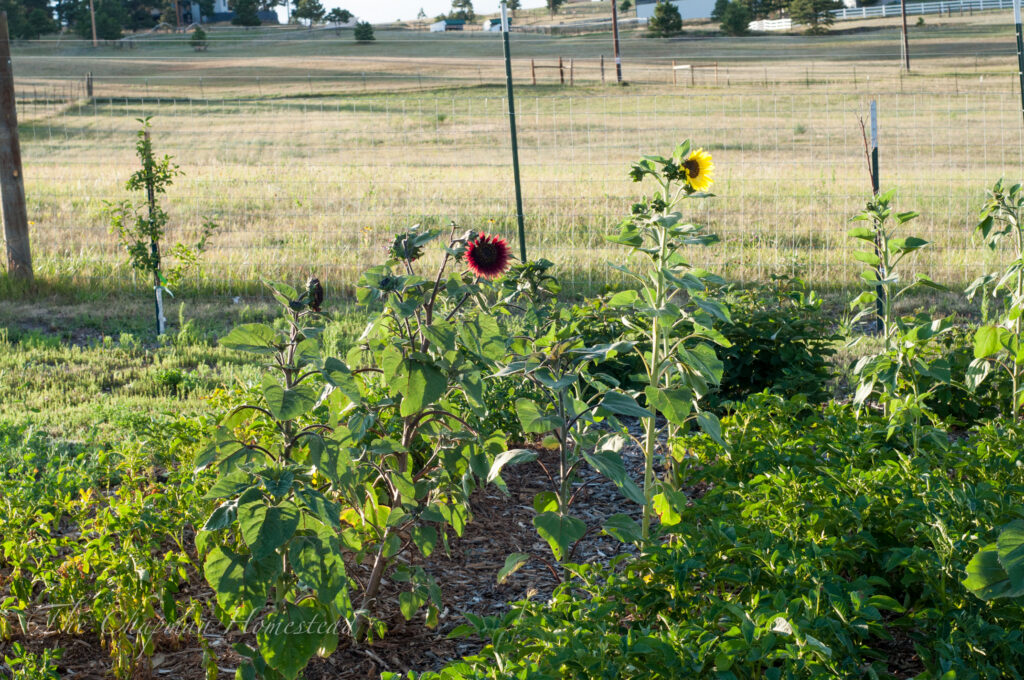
[3,142,1024,679]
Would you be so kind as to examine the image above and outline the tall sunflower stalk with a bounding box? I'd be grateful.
[608,141,730,540]
[967,180,1024,419]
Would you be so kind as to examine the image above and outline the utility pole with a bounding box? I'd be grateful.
[88,0,98,46]
[501,1,527,262]
[900,0,910,70]
[0,12,32,281]
[610,0,623,83]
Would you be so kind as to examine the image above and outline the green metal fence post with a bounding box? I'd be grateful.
[501,2,527,262]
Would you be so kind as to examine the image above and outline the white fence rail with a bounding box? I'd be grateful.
[749,18,794,30]
[751,0,1011,31]
[832,0,1013,20]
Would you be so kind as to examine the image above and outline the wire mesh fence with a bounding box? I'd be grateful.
[12,63,1024,293]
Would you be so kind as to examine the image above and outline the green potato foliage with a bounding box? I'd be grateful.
[0,419,213,680]
[392,397,1024,679]
[197,226,510,679]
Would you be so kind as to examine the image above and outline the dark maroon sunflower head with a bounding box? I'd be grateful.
[465,233,511,279]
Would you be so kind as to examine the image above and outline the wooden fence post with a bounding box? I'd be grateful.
[601,54,605,83]
[569,58,574,86]
[673,60,677,85]
[0,12,31,281]
[531,58,536,85]
[559,56,564,85]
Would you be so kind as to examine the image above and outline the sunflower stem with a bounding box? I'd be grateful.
[641,179,672,541]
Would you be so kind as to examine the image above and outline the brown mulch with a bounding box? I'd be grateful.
[304,444,645,678]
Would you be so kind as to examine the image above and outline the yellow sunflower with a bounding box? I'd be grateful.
[680,148,715,192]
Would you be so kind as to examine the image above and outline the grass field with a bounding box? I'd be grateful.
[1,8,1022,435]
[10,10,1024,302]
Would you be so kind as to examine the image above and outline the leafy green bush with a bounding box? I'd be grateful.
[190,25,208,50]
[0,420,211,679]
[966,179,1024,419]
[3,643,62,680]
[848,190,953,452]
[197,228,520,678]
[394,397,1024,679]
[567,294,644,388]
[712,276,838,408]
[915,325,1009,426]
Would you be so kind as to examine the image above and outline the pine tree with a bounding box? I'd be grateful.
[73,0,125,39]
[719,1,750,35]
[647,0,682,36]
[293,0,325,25]
[325,8,352,23]
[711,0,728,21]
[354,20,374,41]
[230,0,261,25]
[789,0,837,34]
[190,25,208,49]
[450,0,474,20]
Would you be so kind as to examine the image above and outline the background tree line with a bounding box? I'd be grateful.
[0,0,352,39]
[648,0,839,36]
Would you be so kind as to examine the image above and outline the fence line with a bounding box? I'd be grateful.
[11,61,1021,106]
[831,0,1014,20]
[13,85,1023,291]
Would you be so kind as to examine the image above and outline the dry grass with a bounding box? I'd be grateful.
[6,12,1024,296]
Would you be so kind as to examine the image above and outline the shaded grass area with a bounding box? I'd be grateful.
[0,265,982,445]
[0,286,368,441]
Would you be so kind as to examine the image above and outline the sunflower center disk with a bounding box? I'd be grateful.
[475,243,497,266]
[683,159,701,178]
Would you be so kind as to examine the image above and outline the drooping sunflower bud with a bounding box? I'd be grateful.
[306,276,324,312]
[389,233,425,263]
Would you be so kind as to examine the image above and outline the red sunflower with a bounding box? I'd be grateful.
[465,233,511,279]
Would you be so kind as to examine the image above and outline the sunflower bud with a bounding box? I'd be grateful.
[306,276,324,313]
[389,233,425,263]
